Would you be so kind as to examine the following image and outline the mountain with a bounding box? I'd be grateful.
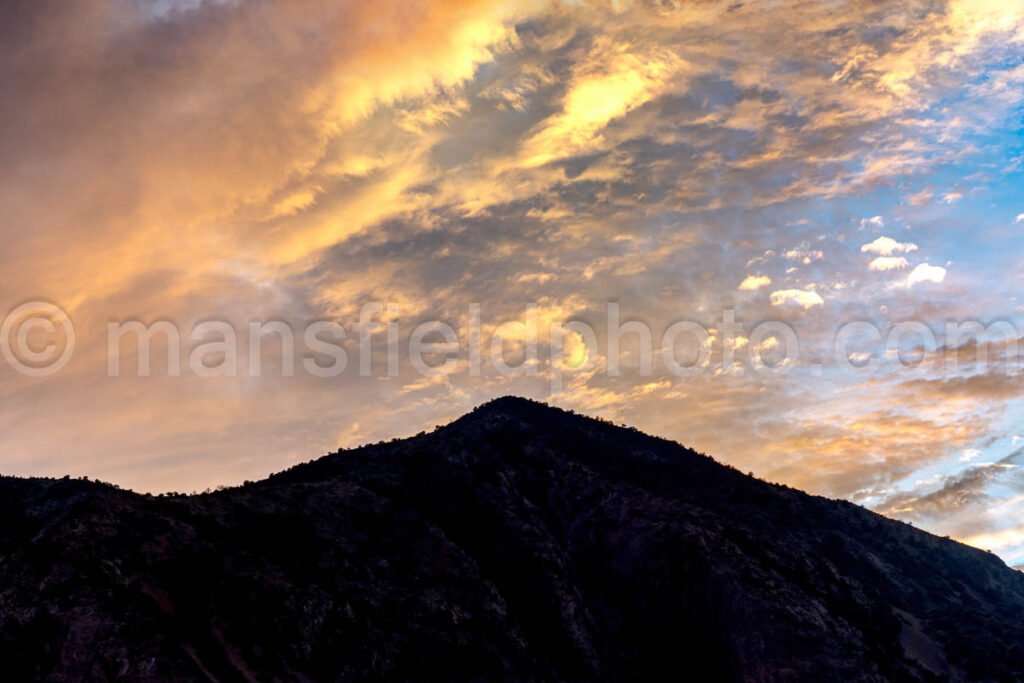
[1,396,1023,682]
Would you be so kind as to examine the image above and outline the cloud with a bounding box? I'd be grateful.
[516,272,556,284]
[868,256,910,271]
[963,527,1024,553]
[906,263,948,286]
[738,275,772,291]
[943,191,964,204]
[1017,214,1024,223]
[746,251,776,267]
[861,236,919,256]
[782,245,824,265]
[0,0,538,302]
[769,289,824,309]
[894,373,1024,403]
[876,450,1023,527]
[479,63,556,111]
[860,216,885,229]
[514,37,682,169]
[961,448,983,463]
[761,406,995,499]
[270,187,323,219]
[908,189,934,206]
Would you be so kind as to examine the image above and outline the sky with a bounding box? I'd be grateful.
[2,0,1024,565]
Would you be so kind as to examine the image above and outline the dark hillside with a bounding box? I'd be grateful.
[1,397,1022,682]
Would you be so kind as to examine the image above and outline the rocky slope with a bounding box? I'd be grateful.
[1,396,1023,682]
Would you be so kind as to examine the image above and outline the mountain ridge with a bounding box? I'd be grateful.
[1,396,1023,682]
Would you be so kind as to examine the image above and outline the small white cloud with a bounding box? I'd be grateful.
[869,256,910,271]
[859,216,885,230]
[783,244,824,264]
[906,263,947,287]
[943,192,963,204]
[861,236,919,256]
[1016,213,1024,224]
[770,289,824,309]
[738,275,772,291]
[960,448,982,463]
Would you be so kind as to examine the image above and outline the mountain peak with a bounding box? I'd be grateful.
[2,405,1024,681]
[468,394,558,417]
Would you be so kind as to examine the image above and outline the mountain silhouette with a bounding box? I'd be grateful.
[1,396,1022,681]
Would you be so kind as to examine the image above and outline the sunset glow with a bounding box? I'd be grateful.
[3,0,1024,568]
